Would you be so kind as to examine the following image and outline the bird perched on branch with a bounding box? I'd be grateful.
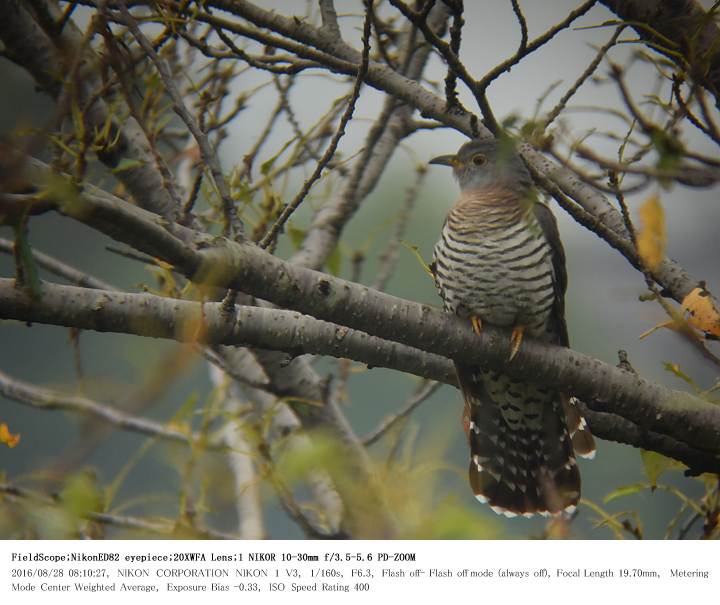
[429,138,595,517]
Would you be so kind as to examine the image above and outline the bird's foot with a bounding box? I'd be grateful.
[470,315,483,336]
[508,325,525,361]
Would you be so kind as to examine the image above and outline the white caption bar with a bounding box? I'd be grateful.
[1,539,716,604]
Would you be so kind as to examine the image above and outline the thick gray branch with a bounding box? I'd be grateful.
[12,160,720,463]
[0,279,454,384]
[32,183,720,457]
[2,271,719,470]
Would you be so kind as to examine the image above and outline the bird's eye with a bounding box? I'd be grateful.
[472,153,487,166]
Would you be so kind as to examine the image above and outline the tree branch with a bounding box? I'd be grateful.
[477,0,597,93]
[0,237,114,291]
[7,157,716,457]
[209,366,266,539]
[318,0,342,40]
[0,279,454,384]
[0,368,217,449]
[290,3,450,270]
[2,275,719,472]
[0,482,237,539]
[599,0,720,108]
[0,0,179,219]
[181,0,716,308]
[115,1,239,235]
[258,0,373,249]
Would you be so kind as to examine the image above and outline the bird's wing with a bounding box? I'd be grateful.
[533,200,596,458]
[532,200,569,347]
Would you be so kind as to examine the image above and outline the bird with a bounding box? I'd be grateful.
[429,138,595,517]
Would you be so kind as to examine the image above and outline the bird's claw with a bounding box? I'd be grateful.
[471,316,483,336]
[508,326,525,361]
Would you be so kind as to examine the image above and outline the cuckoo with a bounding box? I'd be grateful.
[429,138,595,517]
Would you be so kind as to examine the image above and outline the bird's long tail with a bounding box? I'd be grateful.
[456,361,594,517]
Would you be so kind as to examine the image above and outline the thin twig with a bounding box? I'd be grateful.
[258,0,374,249]
[477,0,597,92]
[510,0,528,54]
[388,0,497,131]
[372,165,427,291]
[0,368,221,450]
[273,75,323,163]
[257,435,348,539]
[0,238,114,291]
[443,1,464,111]
[573,143,719,187]
[363,380,441,446]
[608,170,636,246]
[105,245,161,266]
[544,26,624,128]
[672,78,720,146]
[208,23,321,74]
[115,1,239,237]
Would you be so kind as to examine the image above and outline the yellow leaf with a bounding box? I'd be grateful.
[603,482,647,504]
[176,308,208,344]
[681,286,720,337]
[638,318,678,340]
[640,450,685,488]
[0,423,20,448]
[636,194,666,271]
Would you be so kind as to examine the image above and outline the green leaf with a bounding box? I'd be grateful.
[260,148,284,175]
[276,432,349,484]
[414,501,499,539]
[60,472,102,518]
[603,482,647,504]
[662,362,698,389]
[580,499,629,539]
[71,99,86,140]
[640,449,685,488]
[325,245,341,276]
[154,113,174,134]
[112,158,144,173]
[287,224,307,249]
[174,391,200,423]
[400,240,433,277]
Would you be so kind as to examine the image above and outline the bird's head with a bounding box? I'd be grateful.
[429,138,532,192]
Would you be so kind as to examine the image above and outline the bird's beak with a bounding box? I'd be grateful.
[429,154,457,167]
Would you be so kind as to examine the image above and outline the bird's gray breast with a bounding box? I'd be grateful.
[432,208,556,337]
